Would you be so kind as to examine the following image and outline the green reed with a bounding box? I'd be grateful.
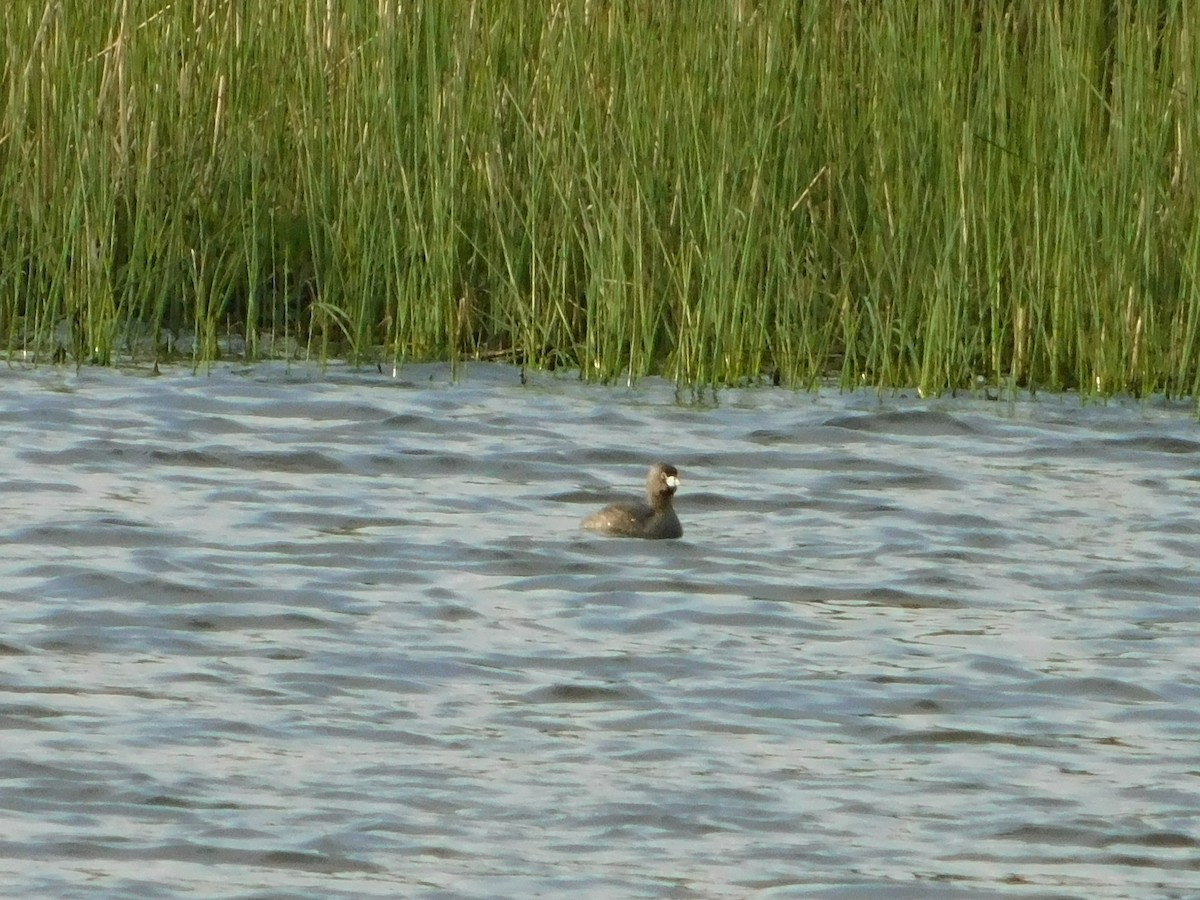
[1,0,1197,398]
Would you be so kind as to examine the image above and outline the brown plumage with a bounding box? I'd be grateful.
[581,463,683,540]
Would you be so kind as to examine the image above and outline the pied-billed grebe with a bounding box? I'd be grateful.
[581,463,683,540]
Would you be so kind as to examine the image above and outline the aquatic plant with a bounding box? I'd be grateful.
[1,1,1197,399]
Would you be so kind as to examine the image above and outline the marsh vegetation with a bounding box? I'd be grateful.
[1,1,1197,397]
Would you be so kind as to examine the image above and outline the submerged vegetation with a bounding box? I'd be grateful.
[1,1,1198,397]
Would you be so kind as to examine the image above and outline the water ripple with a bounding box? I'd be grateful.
[0,363,1197,897]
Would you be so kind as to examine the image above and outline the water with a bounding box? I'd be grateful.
[1,363,1198,899]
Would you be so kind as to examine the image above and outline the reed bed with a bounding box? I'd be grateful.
[1,0,1197,397]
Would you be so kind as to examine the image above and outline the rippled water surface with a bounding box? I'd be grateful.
[2,363,1199,899]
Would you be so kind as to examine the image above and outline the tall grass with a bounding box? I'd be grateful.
[1,0,1197,398]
